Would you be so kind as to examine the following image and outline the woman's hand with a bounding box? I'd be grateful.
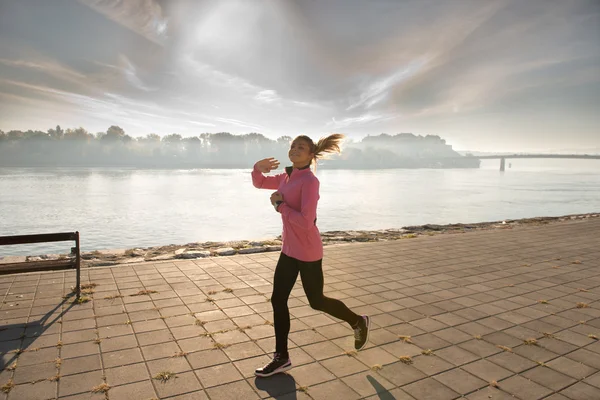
[256,158,280,173]
[270,191,283,206]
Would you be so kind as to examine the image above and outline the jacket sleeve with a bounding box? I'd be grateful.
[251,163,283,190]
[278,178,319,230]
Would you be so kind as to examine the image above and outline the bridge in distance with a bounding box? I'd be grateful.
[463,154,600,171]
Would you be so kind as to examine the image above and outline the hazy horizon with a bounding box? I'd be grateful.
[1,0,599,153]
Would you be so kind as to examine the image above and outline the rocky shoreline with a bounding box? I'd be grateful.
[4,213,598,267]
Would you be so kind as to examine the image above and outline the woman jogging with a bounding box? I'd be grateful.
[251,133,370,378]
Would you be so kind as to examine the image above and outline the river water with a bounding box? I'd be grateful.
[1,159,599,256]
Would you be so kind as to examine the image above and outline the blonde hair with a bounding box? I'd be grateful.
[293,133,345,170]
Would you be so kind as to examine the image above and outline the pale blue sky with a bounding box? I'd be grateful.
[0,0,598,151]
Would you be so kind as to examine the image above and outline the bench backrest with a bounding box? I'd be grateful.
[0,232,81,296]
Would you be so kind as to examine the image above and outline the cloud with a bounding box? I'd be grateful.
[118,55,157,92]
[78,0,168,45]
[346,59,428,111]
[326,113,399,129]
[213,117,264,131]
[0,58,86,82]
[254,90,281,104]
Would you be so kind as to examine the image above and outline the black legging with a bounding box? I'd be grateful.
[271,252,360,356]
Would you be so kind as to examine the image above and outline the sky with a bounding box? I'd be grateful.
[0,0,599,152]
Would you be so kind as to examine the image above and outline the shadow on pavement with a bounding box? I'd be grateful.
[367,374,397,400]
[255,373,298,399]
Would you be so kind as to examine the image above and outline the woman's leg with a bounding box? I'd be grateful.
[299,259,360,327]
[271,253,300,357]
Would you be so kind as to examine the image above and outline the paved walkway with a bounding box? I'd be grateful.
[1,217,599,400]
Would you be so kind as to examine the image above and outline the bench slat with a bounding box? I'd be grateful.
[0,232,78,246]
[0,259,76,275]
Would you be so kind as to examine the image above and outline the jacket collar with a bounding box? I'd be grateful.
[285,163,311,177]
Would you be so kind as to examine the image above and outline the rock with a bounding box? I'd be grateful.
[120,257,146,264]
[266,245,282,252]
[175,248,186,255]
[238,247,267,254]
[175,250,210,260]
[128,249,145,257]
[88,261,117,267]
[0,256,25,264]
[26,256,44,262]
[147,254,176,261]
[177,250,211,259]
[215,247,236,256]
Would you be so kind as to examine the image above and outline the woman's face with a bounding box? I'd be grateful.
[288,139,314,167]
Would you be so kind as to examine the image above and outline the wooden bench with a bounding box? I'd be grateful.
[0,232,81,297]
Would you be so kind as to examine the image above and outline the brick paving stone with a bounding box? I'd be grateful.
[456,321,496,337]
[153,370,202,398]
[12,360,57,384]
[497,375,553,400]
[16,346,58,366]
[291,362,336,387]
[377,361,427,386]
[302,341,345,361]
[60,341,99,359]
[459,339,503,358]
[380,339,422,357]
[287,346,315,367]
[222,341,265,361]
[482,331,524,348]
[195,362,243,388]
[541,394,572,400]
[433,368,488,395]
[355,346,398,366]
[368,327,401,345]
[547,356,597,379]
[464,386,520,400]
[9,380,56,400]
[321,355,368,377]
[141,341,182,360]
[436,345,480,366]
[487,351,538,373]
[433,327,474,344]
[102,347,144,368]
[107,380,157,399]
[522,365,577,391]
[462,359,513,382]
[205,380,260,400]
[341,371,396,398]
[59,354,102,376]
[58,370,104,397]
[411,333,452,350]
[585,371,600,389]
[512,342,559,363]
[308,379,361,400]
[177,336,214,353]
[402,376,460,400]
[104,362,150,387]
[185,349,229,371]
[97,323,133,338]
[411,354,454,375]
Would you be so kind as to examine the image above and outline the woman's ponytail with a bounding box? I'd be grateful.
[293,133,346,171]
[314,133,345,161]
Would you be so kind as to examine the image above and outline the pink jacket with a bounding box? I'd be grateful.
[252,163,323,262]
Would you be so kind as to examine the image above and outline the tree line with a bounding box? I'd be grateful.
[0,126,480,169]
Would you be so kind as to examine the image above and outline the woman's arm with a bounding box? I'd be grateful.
[251,160,283,190]
[278,178,319,229]
[251,163,283,190]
